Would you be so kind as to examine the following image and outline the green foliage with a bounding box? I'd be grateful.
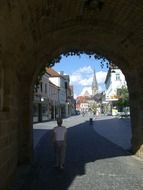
[89,102,98,113]
[116,86,129,109]
[34,67,46,91]
[62,51,111,69]
[47,51,111,69]
[35,51,111,89]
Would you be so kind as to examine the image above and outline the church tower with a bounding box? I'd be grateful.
[92,68,98,96]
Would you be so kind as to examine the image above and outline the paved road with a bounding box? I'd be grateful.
[93,115,132,151]
[11,115,143,190]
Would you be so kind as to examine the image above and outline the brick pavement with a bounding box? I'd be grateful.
[11,116,143,190]
[93,116,132,151]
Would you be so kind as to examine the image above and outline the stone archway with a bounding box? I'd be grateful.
[32,25,142,156]
[1,1,143,189]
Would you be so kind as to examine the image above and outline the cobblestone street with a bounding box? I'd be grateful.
[11,116,143,190]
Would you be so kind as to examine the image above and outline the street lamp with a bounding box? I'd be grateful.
[39,96,44,122]
[40,97,44,102]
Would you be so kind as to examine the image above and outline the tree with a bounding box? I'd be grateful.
[116,86,129,111]
[89,102,98,114]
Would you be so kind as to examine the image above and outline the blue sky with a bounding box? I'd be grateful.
[53,54,108,98]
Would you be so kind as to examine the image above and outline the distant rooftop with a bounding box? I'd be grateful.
[46,67,61,77]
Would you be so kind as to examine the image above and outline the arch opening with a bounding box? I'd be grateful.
[1,1,143,189]
[32,52,132,151]
[30,52,133,190]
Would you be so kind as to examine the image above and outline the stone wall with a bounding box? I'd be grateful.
[0,112,18,189]
[0,1,143,189]
[125,67,143,159]
[0,67,19,189]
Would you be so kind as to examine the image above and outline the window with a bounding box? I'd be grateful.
[65,82,67,89]
[116,73,120,81]
[45,83,47,93]
[40,82,43,92]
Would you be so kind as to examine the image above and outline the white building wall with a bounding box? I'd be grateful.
[36,73,50,100]
[49,76,66,104]
[49,83,59,103]
[105,69,127,100]
[80,103,89,112]
[49,72,72,118]
[49,77,60,87]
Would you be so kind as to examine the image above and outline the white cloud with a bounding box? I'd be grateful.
[70,66,107,96]
[73,93,78,99]
[80,87,92,96]
[70,75,81,83]
[98,85,104,92]
[79,77,93,86]
[70,69,107,87]
[70,65,93,86]
[78,66,93,73]
[96,71,107,84]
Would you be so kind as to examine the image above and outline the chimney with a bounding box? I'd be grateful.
[60,71,64,75]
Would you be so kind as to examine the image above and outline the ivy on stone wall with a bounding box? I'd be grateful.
[48,51,111,68]
[34,51,111,90]
[34,68,46,91]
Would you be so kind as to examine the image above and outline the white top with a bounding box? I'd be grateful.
[54,126,67,141]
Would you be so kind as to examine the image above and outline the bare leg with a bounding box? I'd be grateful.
[60,143,66,168]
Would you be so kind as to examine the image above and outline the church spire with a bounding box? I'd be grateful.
[92,68,98,96]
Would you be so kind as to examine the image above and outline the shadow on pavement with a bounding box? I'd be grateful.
[11,120,131,190]
[93,117,132,151]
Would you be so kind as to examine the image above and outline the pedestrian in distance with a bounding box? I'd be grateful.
[52,118,67,170]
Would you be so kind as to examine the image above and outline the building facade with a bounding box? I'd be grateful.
[47,69,73,118]
[104,66,127,115]
[33,72,50,122]
[33,70,61,122]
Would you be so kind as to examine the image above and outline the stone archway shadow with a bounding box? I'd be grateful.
[1,2,143,189]
[11,119,131,190]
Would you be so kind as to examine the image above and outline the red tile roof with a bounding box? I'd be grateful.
[46,67,61,77]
